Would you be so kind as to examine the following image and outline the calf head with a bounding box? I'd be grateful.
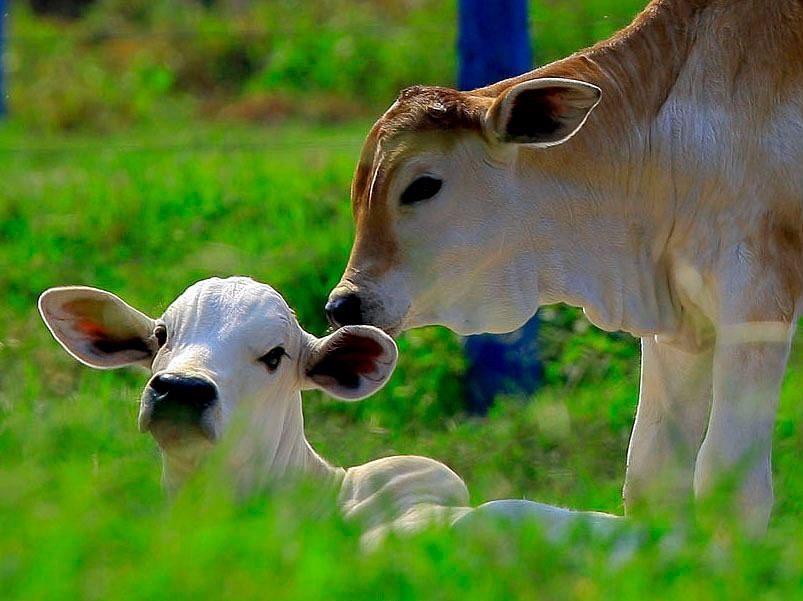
[39,277,397,473]
[327,78,601,335]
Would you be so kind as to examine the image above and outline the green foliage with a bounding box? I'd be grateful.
[529,0,646,63]
[1,116,802,600]
[2,1,803,598]
[6,0,650,132]
[7,1,456,131]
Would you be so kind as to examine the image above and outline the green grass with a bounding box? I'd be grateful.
[2,0,802,598]
[6,0,649,132]
[1,115,802,600]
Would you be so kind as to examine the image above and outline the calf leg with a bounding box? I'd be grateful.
[624,337,713,517]
[694,322,794,536]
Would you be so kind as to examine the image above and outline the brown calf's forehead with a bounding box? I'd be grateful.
[378,85,489,137]
[352,86,491,210]
[347,86,494,278]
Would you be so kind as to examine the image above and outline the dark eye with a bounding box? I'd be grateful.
[154,324,167,348]
[400,176,442,205]
[259,346,287,372]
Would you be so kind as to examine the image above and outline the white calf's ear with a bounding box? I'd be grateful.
[484,77,601,147]
[38,286,157,369]
[303,326,398,401]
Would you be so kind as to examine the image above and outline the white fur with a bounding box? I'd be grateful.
[40,277,632,547]
[30,279,591,545]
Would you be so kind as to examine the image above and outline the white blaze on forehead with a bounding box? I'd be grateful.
[162,277,297,349]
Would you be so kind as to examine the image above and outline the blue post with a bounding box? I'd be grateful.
[458,0,543,414]
[458,0,532,90]
[0,0,5,118]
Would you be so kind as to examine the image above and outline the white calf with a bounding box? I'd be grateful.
[39,277,470,544]
[39,276,622,546]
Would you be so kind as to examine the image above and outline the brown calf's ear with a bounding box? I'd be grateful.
[38,286,157,369]
[303,326,398,401]
[484,77,601,147]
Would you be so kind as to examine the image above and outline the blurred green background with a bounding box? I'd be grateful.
[1,1,801,599]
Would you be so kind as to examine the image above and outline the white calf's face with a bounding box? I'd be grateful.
[39,277,397,457]
[143,278,305,449]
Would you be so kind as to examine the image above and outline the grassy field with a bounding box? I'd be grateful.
[2,1,802,599]
[6,0,649,133]
[2,115,802,601]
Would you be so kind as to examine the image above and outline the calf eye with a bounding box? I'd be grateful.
[154,324,167,348]
[400,176,442,205]
[259,346,287,372]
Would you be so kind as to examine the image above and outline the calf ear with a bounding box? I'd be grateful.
[303,326,398,401]
[484,77,601,147]
[38,286,157,369]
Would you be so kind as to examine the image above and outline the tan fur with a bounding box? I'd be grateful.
[347,0,803,327]
[334,0,803,534]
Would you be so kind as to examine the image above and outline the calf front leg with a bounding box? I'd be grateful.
[624,337,713,517]
[694,321,794,536]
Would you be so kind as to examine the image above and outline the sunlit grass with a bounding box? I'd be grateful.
[2,0,802,593]
[1,116,801,599]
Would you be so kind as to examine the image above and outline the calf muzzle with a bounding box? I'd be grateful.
[140,373,218,444]
[325,292,364,328]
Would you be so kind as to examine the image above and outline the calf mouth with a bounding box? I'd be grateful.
[139,402,219,449]
[326,283,410,336]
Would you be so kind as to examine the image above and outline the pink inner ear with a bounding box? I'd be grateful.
[329,333,384,373]
[534,88,566,115]
[77,319,107,339]
[308,333,386,389]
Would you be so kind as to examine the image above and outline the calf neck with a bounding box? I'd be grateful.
[328,0,803,534]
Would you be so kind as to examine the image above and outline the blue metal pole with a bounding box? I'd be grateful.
[458,0,531,89]
[0,0,6,118]
[458,0,543,414]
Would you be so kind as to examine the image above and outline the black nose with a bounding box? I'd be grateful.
[147,373,217,423]
[325,293,363,327]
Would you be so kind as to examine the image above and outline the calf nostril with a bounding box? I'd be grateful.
[148,373,217,410]
[325,293,363,327]
[149,373,171,396]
